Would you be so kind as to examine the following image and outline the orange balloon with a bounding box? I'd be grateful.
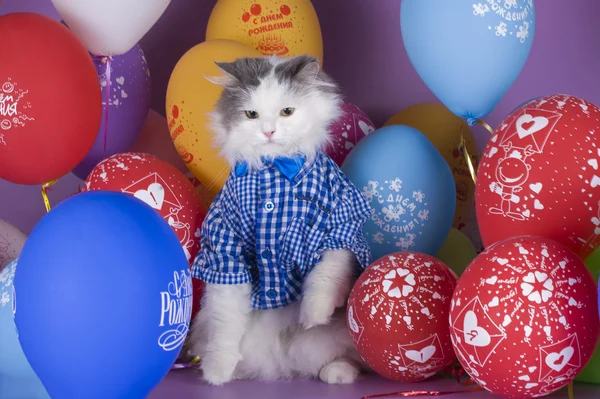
[166,39,262,197]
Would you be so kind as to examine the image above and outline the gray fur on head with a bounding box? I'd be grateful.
[205,55,342,168]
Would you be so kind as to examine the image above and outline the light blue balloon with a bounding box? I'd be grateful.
[342,125,456,261]
[401,0,536,124]
[0,260,50,399]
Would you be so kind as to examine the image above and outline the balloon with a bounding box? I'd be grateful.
[206,0,323,63]
[186,172,218,210]
[0,219,27,271]
[385,103,478,226]
[575,249,600,384]
[450,236,599,399]
[400,0,535,123]
[341,125,456,260]
[166,39,262,197]
[326,101,375,167]
[476,95,600,259]
[0,0,61,20]
[347,252,457,381]
[0,13,102,185]
[131,109,189,175]
[456,196,484,253]
[83,152,207,318]
[13,191,191,399]
[435,228,477,276]
[584,247,600,283]
[71,45,151,180]
[1,260,50,399]
[50,0,171,56]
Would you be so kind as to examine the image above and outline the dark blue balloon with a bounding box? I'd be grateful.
[13,191,191,399]
[342,125,456,261]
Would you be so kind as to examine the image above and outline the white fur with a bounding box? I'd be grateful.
[209,57,342,170]
[186,57,363,386]
[187,250,364,385]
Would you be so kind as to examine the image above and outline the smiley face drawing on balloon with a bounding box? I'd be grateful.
[489,142,536,221]
[488,106,563,221]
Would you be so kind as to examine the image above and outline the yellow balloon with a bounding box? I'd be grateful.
[384,103,478,227]
[436,228,478,277]
[166,39,262,197]
[206,0,323,64]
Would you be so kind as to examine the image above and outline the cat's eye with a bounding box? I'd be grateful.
[280,107,295,117]
[244,110,259,119]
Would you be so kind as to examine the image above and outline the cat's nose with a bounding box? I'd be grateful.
[263,131,276,138]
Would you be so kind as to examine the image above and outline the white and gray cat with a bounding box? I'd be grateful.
[185,55,371,386]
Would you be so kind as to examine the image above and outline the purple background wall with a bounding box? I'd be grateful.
[1,0,600,234]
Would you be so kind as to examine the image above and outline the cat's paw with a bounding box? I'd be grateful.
[201,352,240,386]
[299,292,336,329]
[319,359,360,384]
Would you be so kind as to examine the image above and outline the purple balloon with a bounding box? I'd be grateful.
[72,45,152,179]
[0,0,61,20]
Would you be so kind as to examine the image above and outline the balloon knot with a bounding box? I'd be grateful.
[466,117,478,126]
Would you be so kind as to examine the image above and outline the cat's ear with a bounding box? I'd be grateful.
[295,56,321,80]
[204,62,238,86]
[275,55,321,82]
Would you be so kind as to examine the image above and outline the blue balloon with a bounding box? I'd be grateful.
[0,260,50,399]
[401,0,536,124]
[342,125,456,261]
[13,191,191,399]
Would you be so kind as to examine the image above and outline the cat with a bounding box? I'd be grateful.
[185,55,372,386]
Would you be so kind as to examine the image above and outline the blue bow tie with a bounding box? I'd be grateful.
[235,156,306,181]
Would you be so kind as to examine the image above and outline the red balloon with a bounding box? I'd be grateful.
[450,236,599,399]
[326,102,375,166]
[347,252,458,382]
[83,152,208,318]
[476,95,600,258]
[0,13,101,185]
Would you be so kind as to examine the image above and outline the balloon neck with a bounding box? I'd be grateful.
[466,117,478,127]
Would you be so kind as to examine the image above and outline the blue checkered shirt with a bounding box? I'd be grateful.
[191,151,372,310]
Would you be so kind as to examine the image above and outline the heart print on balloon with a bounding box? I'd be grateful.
[476,94,600,258]
[449,236,599,398]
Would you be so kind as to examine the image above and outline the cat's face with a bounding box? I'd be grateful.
[207,55,341,168]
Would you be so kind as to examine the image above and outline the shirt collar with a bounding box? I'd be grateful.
[234,154,313,182]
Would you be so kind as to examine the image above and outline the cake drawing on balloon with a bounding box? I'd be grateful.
[0,79,35,143]
[241,3,293,56]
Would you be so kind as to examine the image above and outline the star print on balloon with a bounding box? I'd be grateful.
[476,94,600,259]
[449,235,599,399]
[347,252,458,382]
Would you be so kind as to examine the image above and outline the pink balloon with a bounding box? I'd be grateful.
[130,109,188,174]
[326,102,376,166]
[0,218,27,271]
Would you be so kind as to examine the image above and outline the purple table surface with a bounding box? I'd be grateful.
[149,371,600,399]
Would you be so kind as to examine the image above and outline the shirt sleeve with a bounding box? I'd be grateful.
[320,185,372,269]
[191,186,252,285]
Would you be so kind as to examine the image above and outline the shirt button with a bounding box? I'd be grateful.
[262,249,272,259]
[264,201,275,212]
[266,289,277,299]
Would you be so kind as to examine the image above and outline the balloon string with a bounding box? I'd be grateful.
[171,355,200,370]
[361,386,483,398]
[103,56,112,152]
[460,119,494,185]
[361,365,483,398]
[41,180,57,213]
[459,124,478,185]
[568,381,574,399]
[477,119,495,135]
